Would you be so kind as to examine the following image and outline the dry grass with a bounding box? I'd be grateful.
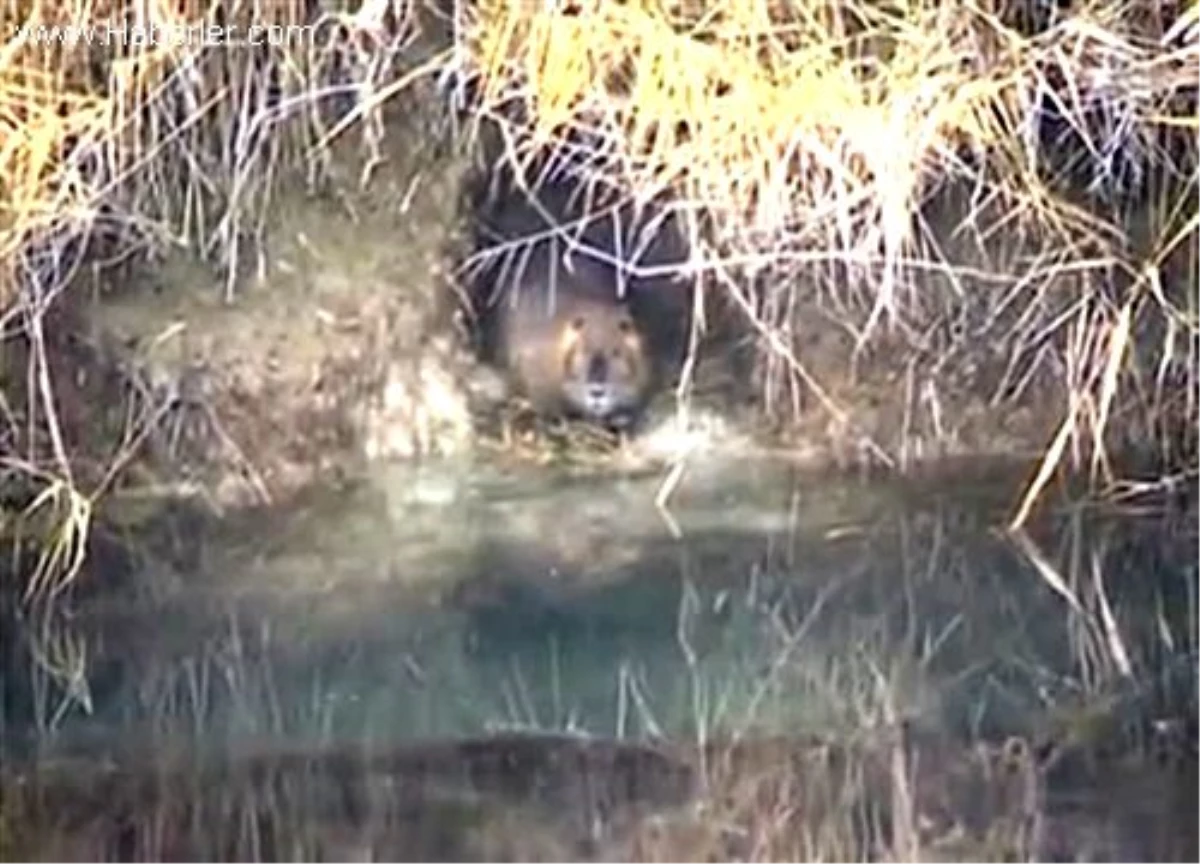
[0,0,446,553]
[1,0,1194,565]
[0,0,453,718]
[458,0,1198,519]
[0,0,1195,745]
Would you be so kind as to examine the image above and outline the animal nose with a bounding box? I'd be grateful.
[586,353,609,384]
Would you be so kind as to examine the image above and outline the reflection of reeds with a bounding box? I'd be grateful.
[3,733,696,861]
[14,721,1188,862]
[1001,510,1196,853]
[19,595,93,733]
[4,470,1189,858]
[14,462,1190,741]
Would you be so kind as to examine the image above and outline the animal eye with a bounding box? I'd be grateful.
[617,317,633,333]
[570,316,586,332]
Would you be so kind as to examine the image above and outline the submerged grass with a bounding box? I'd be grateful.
[1,475,1193,860]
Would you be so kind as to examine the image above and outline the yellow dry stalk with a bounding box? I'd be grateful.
[0,0,249,308]
[0,63,107,309]
[0,457,93,599]
[463,0,1028,216]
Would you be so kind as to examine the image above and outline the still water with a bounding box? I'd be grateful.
[2,455,1196,860]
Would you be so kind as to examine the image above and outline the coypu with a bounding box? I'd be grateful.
[492,244,653,428]
[469,174,691,430]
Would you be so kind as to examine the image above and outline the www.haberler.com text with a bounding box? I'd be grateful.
[10,20,316,48]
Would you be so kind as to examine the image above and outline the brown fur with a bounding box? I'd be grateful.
[471,176,692,428]
[494,249,653,427]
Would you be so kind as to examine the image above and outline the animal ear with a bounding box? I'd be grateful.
[618,318,641,348]
[558,316,585,355]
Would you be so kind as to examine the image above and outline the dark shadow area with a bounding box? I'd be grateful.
[458,142,701,428]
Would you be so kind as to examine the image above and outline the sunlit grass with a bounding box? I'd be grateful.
[0,0,1195,748]
[0,0,412,718]
[460,0,1198,522]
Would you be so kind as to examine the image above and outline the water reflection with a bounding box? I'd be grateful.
[2,456,1195,860]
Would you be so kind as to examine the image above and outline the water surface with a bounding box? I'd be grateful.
[3,454,1195,860]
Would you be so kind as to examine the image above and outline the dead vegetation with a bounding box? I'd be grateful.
[0,0,1195,588]
[0,3,1196,857]
[0,729,1061,862]
[455,0,1197,509]
[3,720,1194,861]
[1,0,457,594]
[2,443,1194,861]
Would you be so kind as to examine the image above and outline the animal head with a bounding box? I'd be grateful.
[556,306,649,424]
